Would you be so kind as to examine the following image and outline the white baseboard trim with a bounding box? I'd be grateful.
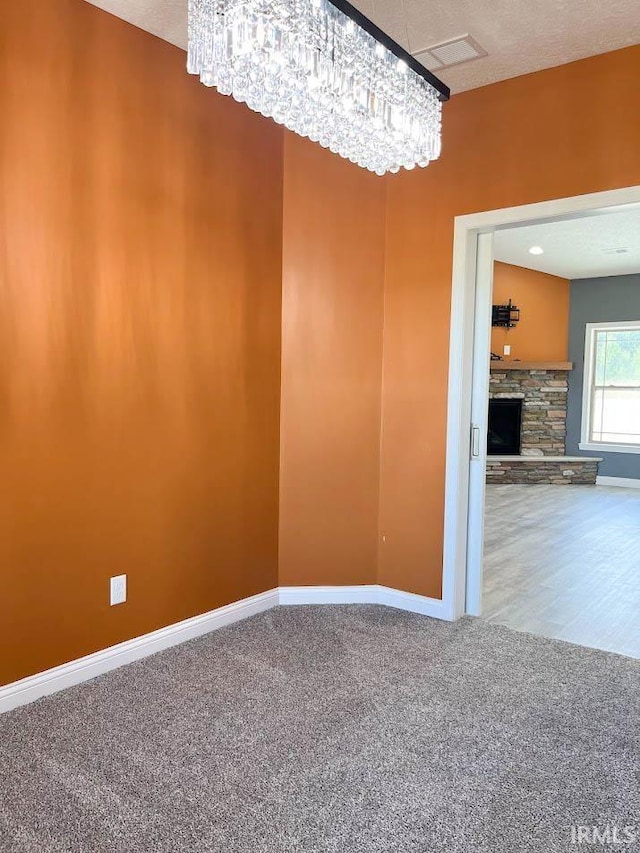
[1,584,450,715]
[377,586,451,620]
[0,588,279,716]
[596,475,640,489]
[277,585,380,606]
[278,584,450,620]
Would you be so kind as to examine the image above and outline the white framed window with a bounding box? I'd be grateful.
[580,320,640,455]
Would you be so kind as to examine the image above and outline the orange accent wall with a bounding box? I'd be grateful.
[380,46,640,597]
[490,263,569,361]
[0,0,283,685]
[279,133,386,586]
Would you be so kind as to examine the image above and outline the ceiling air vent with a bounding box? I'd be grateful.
[414,35,487,70]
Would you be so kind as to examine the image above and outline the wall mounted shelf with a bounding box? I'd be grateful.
[489,362,573,371]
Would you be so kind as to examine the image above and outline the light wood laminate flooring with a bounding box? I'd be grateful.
[483,484,640,658]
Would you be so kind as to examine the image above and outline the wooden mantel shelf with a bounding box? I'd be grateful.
[490,361,573,371]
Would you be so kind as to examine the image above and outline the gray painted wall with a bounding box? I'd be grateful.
[567,273,640,479]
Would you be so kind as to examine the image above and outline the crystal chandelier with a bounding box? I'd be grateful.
[187,0,450,176]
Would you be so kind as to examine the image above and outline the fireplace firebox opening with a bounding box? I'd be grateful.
[488,399,523,456]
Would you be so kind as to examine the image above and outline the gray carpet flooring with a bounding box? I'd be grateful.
[1,606,638,853]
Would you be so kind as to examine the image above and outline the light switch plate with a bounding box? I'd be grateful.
[110,575,127,606]
[503,345,511,356]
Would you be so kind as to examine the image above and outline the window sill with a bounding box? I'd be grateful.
[579,442,640,455]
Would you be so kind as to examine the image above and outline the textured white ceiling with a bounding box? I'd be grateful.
[493,208,640,280]
[83,0,640,93]
[84,0,187,49]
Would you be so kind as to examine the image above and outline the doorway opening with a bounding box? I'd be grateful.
[441,185,640,659]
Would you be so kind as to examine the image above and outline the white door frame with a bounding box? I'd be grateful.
[441,185,640,621]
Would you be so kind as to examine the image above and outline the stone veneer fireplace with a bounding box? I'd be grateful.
[486,362,601,485]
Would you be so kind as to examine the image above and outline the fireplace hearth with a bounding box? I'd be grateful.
[485,363,599,486]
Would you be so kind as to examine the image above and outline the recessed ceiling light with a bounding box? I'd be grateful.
[529,246,544,255]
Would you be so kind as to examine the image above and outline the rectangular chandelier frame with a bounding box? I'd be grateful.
[188,0,451,175]
[328,0,450,102]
